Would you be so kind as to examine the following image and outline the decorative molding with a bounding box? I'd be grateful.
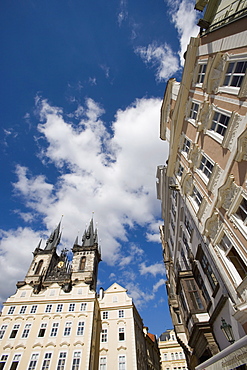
[117,346,127,351]
[204,212,222,240]
[45,342,56,347]
[65,314,75,319]
[197,198,208,221]
[3,344,13,350]
[236,129,247,162]
[182,173,193,196]
[32,343,43,348]
[238,72,247,98]
[100,347,108,353]
[178,133,185,152]
[15,344,26,349]
[207,163,223,192]
[207,53,227,94]
[188,144,201,169]
[216,175,239,211]
[198,101,212,132]
[222,112,242,151]
[60,341,70,347]
[74,341,84,346]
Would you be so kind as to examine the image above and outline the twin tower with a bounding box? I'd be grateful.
[19,218,101,294]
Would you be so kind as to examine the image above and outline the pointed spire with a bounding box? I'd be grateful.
[74,235,79,246]
[45,221,62,250]
[82,217,98,247]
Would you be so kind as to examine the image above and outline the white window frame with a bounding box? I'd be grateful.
[218,54,247,96]
[22,323,32,338]
[118,355,126,370]
[19,305,27,314]
[41,353,52,370]
[30,305,37,314]
[56,304,63,313]
[9,324,20,339]
[45,304,52,313]
[50,322,59,337]
[118,310,124,318]
[102,311,108,320]
[188,100,200,126]
[8,306,15,315]
[80,303,87,311]
[63,322,72,336]
[101,328,108,343]
[190,186,203,213]
[27,353,39,370]
[68,303,75,312]
[38,323,47,338]
[227,191,247,239]
[181,136,191,158]
[56,352,67,370]
[196,152,214,184]
[0,325,8,340]
[207,107,231,143]
[71,352,81,370]
[119,327,125,341]
[99,356,107,370]
[77,322,84,336]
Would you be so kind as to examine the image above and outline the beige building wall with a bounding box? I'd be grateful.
[158,330,187,370]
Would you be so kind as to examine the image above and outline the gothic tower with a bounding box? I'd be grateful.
[71,218,101,291]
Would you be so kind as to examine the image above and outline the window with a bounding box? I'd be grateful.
[182,137,191,154]
[9,354,21,370]
[27,354,39,370]
[184,215,192,236]
[71,352,81,370]
[80,303,87,311]
[118,355,126,370]
[180,352,184,359]
[79,256,86,271]
[38,323,47,337]
[119,327,125,341]
[101,329,107,342]
[235,197,247,226]
[20,291,26,297]
[196,272,211,304]
[68,303,75,312]
[22,323,32,338]
[56,352,67,370]
[182,232,190,253]
[223,61,247,88]
[189,102,199,120]
[35,259,43,275]
[9,324,20,339]
[182,278,204,311]
[41,353,52,370]
[201,254,218,289]
[45,304,52,313]
[220,235,247,280]
[199,154,214,180]
[192,186,202,207]
[8,306,15,315]
[171,353,174,360]
[0,325,7,340]
[102,311,108,319]
[119,310,124,318]
[99,356,107,370]
[64,322,72,336]
[30,305,37,314]
[56,304,63,313]
[177,164,184,178]
[19,305,27,314]
[164,353,168,361]
[0,355,8,370]
[77,322,84,336]
[211,112,230,137]
[50,323,59,337]
[197,63,207,84]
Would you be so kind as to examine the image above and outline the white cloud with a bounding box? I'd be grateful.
[118,0,128,26]
[139,262,165,277]
[153,278,166,293]
[2,96,168,278]
[167,0,199,65]
[135,42,180,82]
[125,282,155,308]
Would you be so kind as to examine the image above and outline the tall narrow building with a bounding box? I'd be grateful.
[0,219,160,370]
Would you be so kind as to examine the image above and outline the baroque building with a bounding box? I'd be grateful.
[158,329,187,370]
[157,0,247,369]
[0,220,160,370]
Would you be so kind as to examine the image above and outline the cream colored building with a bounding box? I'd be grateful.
[158,330,187,370]
[0,220,160,370]
[157,0,247,369]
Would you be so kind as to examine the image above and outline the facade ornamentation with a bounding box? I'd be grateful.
[182,173,193,195]
[204,211,222,240]
[236,129,247,162]
[207,53,227,94]
[222,112,242,151]
[217,175,239,211]
[207,163,223,192]
[188,144,201,169]
[198,101,212,131]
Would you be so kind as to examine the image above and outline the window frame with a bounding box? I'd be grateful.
[101,328,108,343]
[63,322,72,337]
[118,327,125,341]
[7,306,15,315]
[21,323,32,339]
[41,353,52,370]
[0,325,8,340]
[45,304,52,313]
[50,322,59,337]
[30,305,37,314]
[118,355,126,370]
[102,311,108,320]
[77,322,84,336]
[118,310,124,318]
[27,353,39,370]
[197,153,214,183]
[56,352,67,370]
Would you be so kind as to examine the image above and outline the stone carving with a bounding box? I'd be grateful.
[236,129,247,162]
[182,174,193,195]
[222,113,242,150]
[208,53,228,94]
[205,212,222,240]
[188,144,201,168]
[207,163,223,192]
[217,175,239,211]
[198,102,212,131]
[238,72,247,98]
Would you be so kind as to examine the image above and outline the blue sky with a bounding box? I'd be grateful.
[0,0,199,336]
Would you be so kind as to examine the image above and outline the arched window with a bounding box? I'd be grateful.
[79,257,86,271]
[35,260,43,275]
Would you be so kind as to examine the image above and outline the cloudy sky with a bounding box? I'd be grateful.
[0,0,199,335]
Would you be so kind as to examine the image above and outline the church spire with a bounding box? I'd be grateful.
[82,218,98,247]
[45,221,62,250]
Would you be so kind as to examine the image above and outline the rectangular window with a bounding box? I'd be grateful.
[27,354,39,370]
[102,311,108,319]
[118,310,124,318]
[177,164,184,178]
[184,215,192,236]
[19,305,27,314]
[8,306,15,315]
[184,278,204,311]
[50,323,59,337]
[211,112,230,137]
[189,102,199,120]
[182,232,190,253]
[56,304,63,313]
[77,322,84,336]
[30,305,37,314]
[227,246,247,280]
[235,197,247,225]
[64,322,72,336]
[9,354,21,370]
[199,154,214,179]
[38,323,47,337]
[0,355,8,370]
[45,305,52,313]
[119,355,126,370]
[0,325,8,340]
[192,186,202,207]
[101,329,107,342]
[21,323,32,338]
[201,254,218,288]
[41,353,52,370]
[99,356,107,370]
[197,63,207,84]
[56,352,67,370]
[9,324,20,339]
[119,327,125,341]
[182,138,191,154]
[68,303,75,312]
[223,61,247,88]
[80,303,87,311]
[71,352,81,370]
